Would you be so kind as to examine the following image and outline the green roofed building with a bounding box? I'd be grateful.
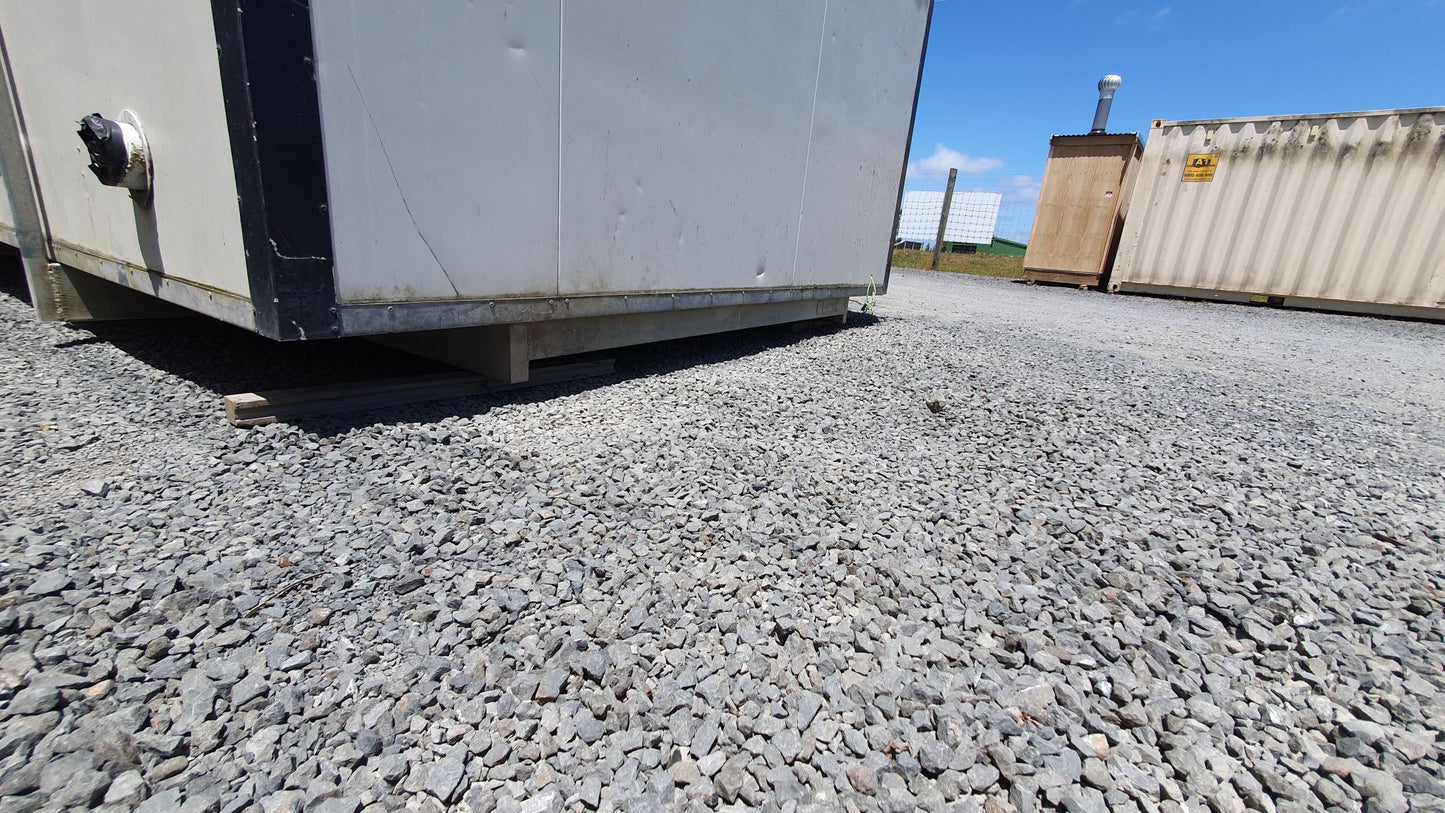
[979,237,1027,256]
[941,237,1027,257]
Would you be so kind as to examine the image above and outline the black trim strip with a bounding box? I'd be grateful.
[211,0,337,340]
[884,0,936,295]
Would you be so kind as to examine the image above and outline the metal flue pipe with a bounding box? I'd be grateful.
[1089,74,1122,135]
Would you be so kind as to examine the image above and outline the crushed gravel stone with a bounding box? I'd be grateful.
[1,266,1442,812]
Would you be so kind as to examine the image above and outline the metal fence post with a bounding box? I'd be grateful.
[931,167,957,271]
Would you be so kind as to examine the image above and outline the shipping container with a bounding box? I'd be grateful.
[1110,109,1445,320]
[0,1,933,381]
[1023,134,1142,287]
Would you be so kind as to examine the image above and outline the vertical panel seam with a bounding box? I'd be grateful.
[556,0,564,297]
[790,0,829,283]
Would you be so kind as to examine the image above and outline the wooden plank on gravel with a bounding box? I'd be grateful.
[223,359,614,427]
[1022,268,1103,287]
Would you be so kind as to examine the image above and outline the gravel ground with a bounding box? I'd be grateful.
[1,264,1443,813]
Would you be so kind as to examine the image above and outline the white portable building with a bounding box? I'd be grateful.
[0,1,934,380]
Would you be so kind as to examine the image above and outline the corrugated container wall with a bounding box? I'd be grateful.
[1111,109,1445,319]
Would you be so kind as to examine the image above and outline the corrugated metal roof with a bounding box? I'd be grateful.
[1049,132,1141,140]
[1154,107,1445,129]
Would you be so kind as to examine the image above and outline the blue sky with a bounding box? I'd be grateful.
[904,0,1445,240]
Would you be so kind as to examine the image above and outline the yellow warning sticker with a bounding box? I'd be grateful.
[1183,153,1219,182]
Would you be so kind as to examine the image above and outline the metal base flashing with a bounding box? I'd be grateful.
[337,284,869,337]
[1113,282,1444,322]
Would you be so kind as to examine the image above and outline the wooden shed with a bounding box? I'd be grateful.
[1023,134,1143,287]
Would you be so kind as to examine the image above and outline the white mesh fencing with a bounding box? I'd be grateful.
[896,172,1041,247]
[895,191,1002,244]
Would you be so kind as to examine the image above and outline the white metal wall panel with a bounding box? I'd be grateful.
[558,2,822,295]
[317,2,930,305]
[0,2,250,297]
[792,0,934,287]
[895,191,1001,244]
[311,1,561,303]
[1112,109,1445,313]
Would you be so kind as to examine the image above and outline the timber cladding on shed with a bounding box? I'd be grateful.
[1023,134,1143,287]
[1110,108,1445,320]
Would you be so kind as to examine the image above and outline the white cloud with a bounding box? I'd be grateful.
[1117,5,1171,26]
[906,144,1004,179]
[1000,174,1042,203]
[971,174,1040,207]
[969,175,1040,203]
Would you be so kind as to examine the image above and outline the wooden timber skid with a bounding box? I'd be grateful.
[20,257,846,426]
[224,302,852,426]
[223,360,614,427]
